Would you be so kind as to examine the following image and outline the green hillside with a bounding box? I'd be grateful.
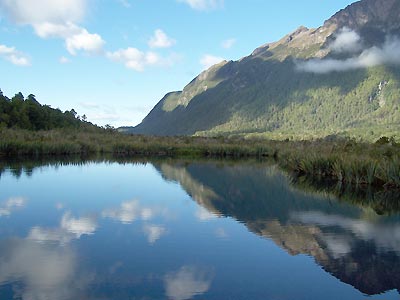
[129,0,400,140]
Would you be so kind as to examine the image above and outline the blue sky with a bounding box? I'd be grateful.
[0,0,356,127]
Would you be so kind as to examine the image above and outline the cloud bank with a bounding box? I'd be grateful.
[297,31,400,73]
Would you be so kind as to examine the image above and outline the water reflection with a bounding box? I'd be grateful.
[0,197,26,217]
[292,211,400,254]
[1,158,400,299]
[102,199,170,245]
[28,212,97,244]
[0,238,92,300]
[102,199,167,224]
[143,224,167,244]
[164,265,214,300]
[155,161,400,296]
[195,206,218,221]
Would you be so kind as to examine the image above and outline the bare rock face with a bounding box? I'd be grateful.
[326,0,400,30]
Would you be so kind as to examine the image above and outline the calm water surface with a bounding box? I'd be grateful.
[0,160,399,300]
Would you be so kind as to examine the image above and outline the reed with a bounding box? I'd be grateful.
[1,128,399,189]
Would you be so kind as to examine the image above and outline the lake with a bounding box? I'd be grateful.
[0,158,399,300]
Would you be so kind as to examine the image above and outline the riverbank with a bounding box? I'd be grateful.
[1,128,399,189]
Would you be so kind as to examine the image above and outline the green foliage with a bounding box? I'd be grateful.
[1,127,400,190]
[0,91,99,131]
[277,139,400,189]
[131,28,400,141]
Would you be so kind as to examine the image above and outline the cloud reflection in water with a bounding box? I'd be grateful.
[292,211,400,256]
[164,265,214,300]
[0,197,27,217]
[28,212,97,244]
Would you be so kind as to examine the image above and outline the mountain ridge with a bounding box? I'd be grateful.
[127,0,400,139]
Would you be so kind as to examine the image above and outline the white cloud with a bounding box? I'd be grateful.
[0,0,104,55]
[34,22,105,55]
[33,21,78,38]
[0,44,30,66]
[143,224,167,244]
[148,29,176,49]
[164,265,213,300]
[330,27,362,53]
[65,29,104,55]
[59,56,70,64]
[177,0,224,11]
[107,47,160,71]
[200,54,225,70]
[297,36,400,73]
[0,197,27,216]
[221,38,236,49]
[0,0,86,24]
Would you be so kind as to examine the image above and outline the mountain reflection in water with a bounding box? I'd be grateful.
[0,158,399,299]
[156,161,400,296]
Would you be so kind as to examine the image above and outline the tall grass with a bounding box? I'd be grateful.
[1,128,399,189]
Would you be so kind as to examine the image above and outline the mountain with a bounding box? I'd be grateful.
[129,0,400,139]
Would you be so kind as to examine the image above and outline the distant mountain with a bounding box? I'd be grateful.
[129,0,400,139]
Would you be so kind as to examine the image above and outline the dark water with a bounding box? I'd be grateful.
[0,159,399,300]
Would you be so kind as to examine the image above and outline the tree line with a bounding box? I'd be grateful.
[0,89,99,131]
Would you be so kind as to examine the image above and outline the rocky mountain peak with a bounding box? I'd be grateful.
[325,0,400,30]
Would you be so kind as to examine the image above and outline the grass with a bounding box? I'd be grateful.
[0,128,399,189]
[0,128,277,158]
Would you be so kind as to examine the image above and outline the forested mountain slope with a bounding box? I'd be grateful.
[129,0,400,140]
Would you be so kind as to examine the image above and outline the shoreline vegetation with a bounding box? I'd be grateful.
[1,89,399,191]
[1,128,399,190]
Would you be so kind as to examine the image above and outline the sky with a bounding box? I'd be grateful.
[0,0,356,128]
